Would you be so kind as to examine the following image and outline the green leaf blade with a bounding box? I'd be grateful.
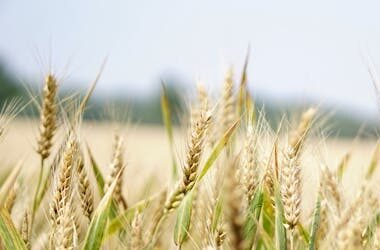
[106,199,150,237]
[161,83,178,180]
[198,119,239,181]
[0,209,26,250]
[82,173,119,250]
[86,143,105,196]
[274,187,287,250]
[173,191,193,246]
[308,197,321,250]
[211,196,223,233]
[244,188,264,249]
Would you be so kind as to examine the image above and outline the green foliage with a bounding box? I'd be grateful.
[106,196,151,237]
[198,120,240,181]
[173,191,193,246]
[161,83,178,180]
[244,188,264,249]
[82,175,119,250]
[87,144,105,196]
[0,209,26,250]
[274,186,287,250]
[308,197,321,250]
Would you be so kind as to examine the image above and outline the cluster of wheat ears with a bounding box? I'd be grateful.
[0,62,379,250]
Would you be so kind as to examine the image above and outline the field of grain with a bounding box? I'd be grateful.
[0,119,376,194]
[1,119,378,249]
[0,72,379,250]
[0,121,173,200]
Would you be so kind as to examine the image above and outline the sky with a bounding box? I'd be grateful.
[1,0,380,117]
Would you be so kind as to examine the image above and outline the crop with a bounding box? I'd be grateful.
[0,61,378,250]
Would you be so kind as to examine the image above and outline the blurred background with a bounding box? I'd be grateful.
[1,0,380,137]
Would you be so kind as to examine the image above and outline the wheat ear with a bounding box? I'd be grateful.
[220,68,235,135]
[320,165,341,213]
[225,157,245,250]
[241,124,258,203]
[130,211,143,250]
[164,110,211,213]
[56,203,75,250]
[281,108,316,232]
[37,74,58,160]
[4,184,18,214]
[76,152,94,221]
[105,134,127,209]
[20,210,30,250]
[50,135,77,227]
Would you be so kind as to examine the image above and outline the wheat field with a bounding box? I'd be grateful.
[0,70,379,250]
[0,119,376,204]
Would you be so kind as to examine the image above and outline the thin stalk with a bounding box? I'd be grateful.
[152,213,167,241]
[290,230,294,250]
[31,158,44,226]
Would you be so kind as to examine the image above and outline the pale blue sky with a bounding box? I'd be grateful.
[1,0,380,116]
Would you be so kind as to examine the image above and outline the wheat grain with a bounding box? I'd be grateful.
[215,226,226,249]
